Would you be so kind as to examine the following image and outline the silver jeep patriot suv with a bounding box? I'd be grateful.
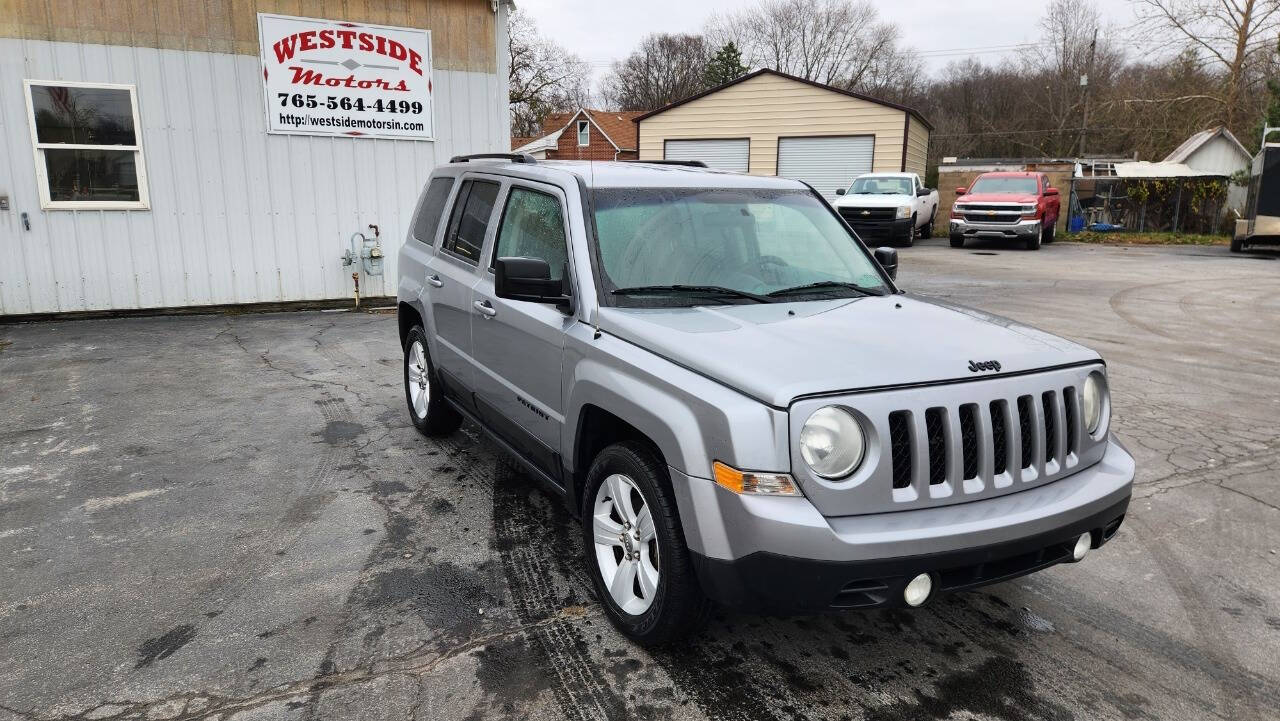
[397,154,1134,646]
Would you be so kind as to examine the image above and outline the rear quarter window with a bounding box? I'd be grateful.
[411,177,455,245]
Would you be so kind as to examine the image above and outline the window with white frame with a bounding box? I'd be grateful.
[577,119,590,146]
[24,80,149,210]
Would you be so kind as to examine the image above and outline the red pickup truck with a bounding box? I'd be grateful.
[948,171,1061,250]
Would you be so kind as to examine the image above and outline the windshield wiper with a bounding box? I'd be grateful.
[611,284,772,303]
[766,280,883,298]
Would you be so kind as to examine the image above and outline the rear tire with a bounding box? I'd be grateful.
[581,441,711,646]
[950,234,965,248]
[1025,225,1042,250]
[403,326,463,437]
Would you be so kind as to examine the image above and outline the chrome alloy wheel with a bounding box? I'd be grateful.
[592,473,659,615]
[406,340,430,419]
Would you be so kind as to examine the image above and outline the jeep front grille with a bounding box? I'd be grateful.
[791,366,1108,516]
[886,388,1078,501]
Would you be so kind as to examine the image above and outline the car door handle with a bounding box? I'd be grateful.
[473,300,497,318]
[426,274,443,287]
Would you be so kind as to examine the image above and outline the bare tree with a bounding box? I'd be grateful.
[1133,0,1280,131]
[508,10,590,137]
[708,0,911,92]
[601,34,711,111]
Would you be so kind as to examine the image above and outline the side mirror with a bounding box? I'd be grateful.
[874,247,898,281]
[1045,187,1060,196]
[495,257,571,305]
[916,186,930,197]
[955,187,967,196]
[835,188,846,196]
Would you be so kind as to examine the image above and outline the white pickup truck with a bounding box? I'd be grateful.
[833,172,939,246]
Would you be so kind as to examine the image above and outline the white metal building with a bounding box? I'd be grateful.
[1163,126,1254,212]
[0,1,511,317]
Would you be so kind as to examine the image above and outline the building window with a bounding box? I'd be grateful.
[577,120,590,146]
[24,80,150,210]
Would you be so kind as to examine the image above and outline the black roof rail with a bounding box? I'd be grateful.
[449,152,537,164]
[621,159,708,168]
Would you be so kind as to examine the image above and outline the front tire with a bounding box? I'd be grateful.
[903,215,916,247]
[1043,222,1056,243]
[403,326,462,436]
[950,233,965,248]
[920,211,934,239]
[581,442,711,646]
[1230,235,1245,253]
[1025,225,1043,250]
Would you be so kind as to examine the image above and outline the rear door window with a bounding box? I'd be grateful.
[412,177,455,245]
[442,179,501,264]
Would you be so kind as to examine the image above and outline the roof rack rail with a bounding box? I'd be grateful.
[621,159,708,168]
[449,153,537,164]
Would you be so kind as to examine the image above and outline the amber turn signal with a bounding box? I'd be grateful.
[712,461,800,496]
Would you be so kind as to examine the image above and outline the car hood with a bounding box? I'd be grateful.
[598,295,1098,407]
[957,193,1038,204]
[833,194,912,208]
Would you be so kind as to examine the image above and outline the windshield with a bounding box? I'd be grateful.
[591,188,889,305]
[847,176,912,195]
[968,177,1039,195]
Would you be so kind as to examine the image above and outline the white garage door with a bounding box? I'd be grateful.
[664,139,750,172]
[777,136,874,198]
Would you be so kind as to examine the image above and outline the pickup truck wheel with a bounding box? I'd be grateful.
[1025,226,1043,251]
[582,442,711,646]
[403,326,462,436]
[921,213,934,239]
[904,215,916,247]
[1230,235,1245,253]
[1043,223,1056,243]
[949,234,964,248]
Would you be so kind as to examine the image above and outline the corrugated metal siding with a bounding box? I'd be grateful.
[1183,136,1250,177]
[0,37,507,315]
[664,138,749,172]
[776,136,873,198]
[637,73,907,175]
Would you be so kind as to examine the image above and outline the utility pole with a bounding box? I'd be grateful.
[1079,28,1097,158]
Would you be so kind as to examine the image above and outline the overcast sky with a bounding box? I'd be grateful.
[516,0,1143,90]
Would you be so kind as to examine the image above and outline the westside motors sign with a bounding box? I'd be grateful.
[258,13,433,140]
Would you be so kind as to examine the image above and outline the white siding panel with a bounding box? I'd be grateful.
[664,139,750,172]
[777,136,874,199]
[0,38,506,315]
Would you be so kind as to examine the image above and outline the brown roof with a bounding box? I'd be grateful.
[582,110,644,151]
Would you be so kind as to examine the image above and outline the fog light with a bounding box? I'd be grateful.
[903,573,933,607]
[1072,533,1092,561]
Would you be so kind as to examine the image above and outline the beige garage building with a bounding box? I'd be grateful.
[635,69,931,198]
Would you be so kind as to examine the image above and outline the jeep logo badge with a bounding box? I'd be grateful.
[968,360,1002,372]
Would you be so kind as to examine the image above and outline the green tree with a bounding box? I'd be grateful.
[704,41,748,87]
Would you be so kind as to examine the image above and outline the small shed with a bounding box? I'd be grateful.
[1163,126,1252,212]
[635,69,931,198]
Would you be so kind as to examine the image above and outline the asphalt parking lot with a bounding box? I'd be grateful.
[2,238,1278,721]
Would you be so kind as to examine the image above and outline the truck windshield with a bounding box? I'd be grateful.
[591,188,890,304]
[847,177,911,195]
[968,177,1039,194]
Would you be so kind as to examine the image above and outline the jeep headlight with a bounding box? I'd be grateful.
[896,206,912,219]
[1083,371,1109,435]
[799,406,865,479]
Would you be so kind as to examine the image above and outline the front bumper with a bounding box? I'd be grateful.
[844,216,913,243]
[672,438,1134,611]
[951,217,1040,239]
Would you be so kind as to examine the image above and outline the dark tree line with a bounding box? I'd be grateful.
[512,0,1280,165]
